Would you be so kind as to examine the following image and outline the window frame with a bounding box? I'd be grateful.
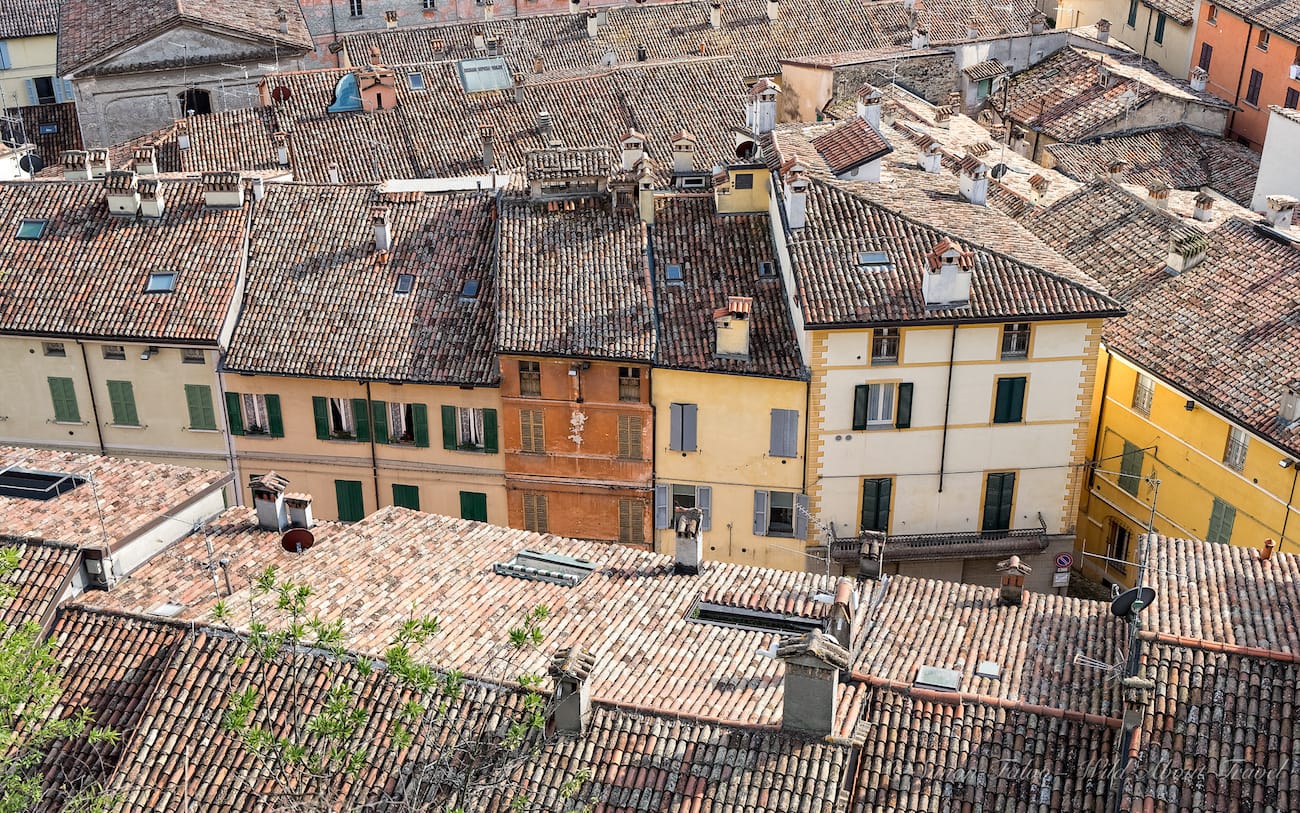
[184,383,217,431]
[1199,42,1213,71]
[459,490,489,522]
[1258,29,1271,51]
[42,341,65,357]
[48,377,80,423]
[522,492,549,533]
[102,345,126,361]
[1127,0,1138,27]
[1207,4,1218,24]
[981,471,1016,533]
[1106,521,1131,574]
[668,402,698,452]
[870,327,899,365]
[228,392,284,438]
[753,489,808,538]
[16,219,46,240]
[181,348,205,365]
[441,405,498,453]
[518,360,541,397]
[617,413,643,460]
[243,393,271,435]
[335,479,365,522]
[1206,497,1236,545]
[1286,87,1300,109]
[860,477,892,533]
[618,498,646,545]
[769,407,799,457]
[1000,323,1030,359]
[1154,12,1166,44]
[992,376,1027,424]
[392,483,421,511]
[349,0,363,16]
[145,272,177,293]
[733,172,754,190]
[1223,425,1248,471]
[106,380,140,427]
[1132,374,1154,416]
[327,396,356,438]
[1246,69,1264,106]
[520,408,545,453]
[1119,440,1143,496]
[618,366,641,402]
[654,483,713,530]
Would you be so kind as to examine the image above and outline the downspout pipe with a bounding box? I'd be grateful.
[77,340,106,454]
[365,380,381,512]
[937,323,957,492]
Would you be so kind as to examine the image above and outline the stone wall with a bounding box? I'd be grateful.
[831,51,957,106]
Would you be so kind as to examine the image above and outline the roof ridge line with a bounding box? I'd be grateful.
[854,672,1124,728]
[1139,630,1300,664]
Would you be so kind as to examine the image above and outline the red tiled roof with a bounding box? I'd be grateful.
[223,185,500,385]
[0,540,78,629]
[651,194,805,379]
[0,179,250,344]
[809,116,892,175]
[10,103,83,168]
[1215,0,1300,40]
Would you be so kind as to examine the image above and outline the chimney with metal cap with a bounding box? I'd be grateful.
[549,646,596,736]
[996,555,1032,606]
[250,472,290,531]
[714,295,753,359]
[87,148,110,179]
[202,171,244,208]
[62,149,89,180]
[372,206,392,252]
[138,178,165,218]
[777,631,851,736]
[673,507,704,574]
[103,171,140,215]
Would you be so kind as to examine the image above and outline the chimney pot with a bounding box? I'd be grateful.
[1030,10,1046,34]
[87,148,111,179]
[1107,159,1128,181]
[176,119,191,151]
[103,170,141,216]
[1165,231,1209,275]
[1189,66,1208,93]
[1262,538,1277,561]
[714,296,753,359]
[536,109,553,135]
[827,577,856,650]
[995,555,1031,606]
[776,631,850,736]
[250,472,291,531]
[284,492,314,528]
[549,646,596,736]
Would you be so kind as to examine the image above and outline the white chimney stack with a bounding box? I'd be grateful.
[1189,66,1208,93]
[766,0,779,21]
[957,154,989,206]
[1096,18,1111,42]
[911,27,929,49]
[103,170,140,215]
[996,555,1031,606]
[1164,231,1209,275]
[201,171,244,208]
[250,472,290,531]
[620,129,646,172]
[671,129,697,173]
[480,125,495,169]
[966,17,979,39]
[274,131,290,167]
[1193,192,1215,222]
[586,10,598,37]
[714,296,753,359]
[328,162,342,184]
[777,631,851,736]
[1146,181,1170,209]
[176,119,191,150]
[549,647,595,736]
[285,492,314,528]
[710,0,721,28]
[133,145,158,175]
[856,83,882,130]
[783,162,809,229]
[251,176,265,201]
[372,206,393,252]
[87,148,111,179]
[922,238,973,307]
[918,138,942,173]
[1266,194,1299,229]
[745,78,780,134]
[1281,381,1300,423]
[61,149,89,180]
[277,7,290,33]
[138,178,165,218]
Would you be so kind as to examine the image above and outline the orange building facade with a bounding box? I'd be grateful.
[1194,1,1300,149]
[500,355,654,546]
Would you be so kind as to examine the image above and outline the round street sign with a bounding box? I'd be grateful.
[1055,552,1074,569]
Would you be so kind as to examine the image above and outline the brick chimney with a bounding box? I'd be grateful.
[87,148,111,179]
[671,129,697,173]
[202,171,244,208]
[480,125,495,169]
[61,149,89,180]
[782,160,809,229]
[1193,191,1215,222]
[826,577,855,650]
[1146,181,1170,209]
[103,171,140,215]
[549,646,596,736]
[673,507,704,575]
[1164,231,1209,275]
[911,27,929,49]
[766,0,780,21]
[995,555,1031,606]
[856,83,882,130]
[133,146,158,175]
[357,52,398,111]
[372,206,392,252]
[1265,194,1298,229]
[709,0,721,28]
[1189,66,1208,93]
[776,631,851,736]
[1095,18,1110,42]
[745,78,781,134]
[250,472,290,531]
[284,492,314,529]
[956,154,989,205]
[922,238,974,307]
[620,129,646,172]
[138,178,165,218]
[714,295,753,359]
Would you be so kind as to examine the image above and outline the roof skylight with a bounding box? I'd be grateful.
[145,272,176,292]
[856,251,891,270]
[460,279,480,300]
[395,273,415,294]
[16,219,46,240]
[457,56,513,93]
[408,72,426,91]
[0,468,87,501]
[493,549,596,587]
[688,599,824,636]
[666,264,684,284]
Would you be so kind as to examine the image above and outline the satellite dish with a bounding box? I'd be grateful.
[1110,586,1156,617]
[18,154,44,174]
[270,85,292,103]
[600,50,617,67]
[990,163,1008,179]
[735,139,756,159]
[281,528,315,553]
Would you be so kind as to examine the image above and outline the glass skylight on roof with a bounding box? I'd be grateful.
[688,599,824,636]
[0,468,86,500]
[16,219,46,240]
[408,72,426,91]
[758,261,775,277]
[666,264,684,284]
[457,56,513,93]
[145,272,177,292]
[395,273,415,294]
[856,251,891,269]
[460,279,480,300]
[493,549,596,587]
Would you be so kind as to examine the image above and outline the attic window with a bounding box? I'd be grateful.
[856,251,891,270]
[493,549,596,586]
[680,176,709,189]
[145,272,176,292]
[408,72,426,90]
[16,219,46,240]
[0,468,87,500]
[457,56,513,93]
[395,273,415,294]
[688,599,823,636]
[758,260,775,277]
[666,264,684,284]
[460,279,480,300]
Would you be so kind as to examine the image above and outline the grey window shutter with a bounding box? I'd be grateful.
[769,410,781,456]
[669,404,682,450]
[784,409,798,456]
[683,404,698,451]
[24,79,37,105]
[654,484,670,529]
[753,490,769,535]
[0,44,11,70]
[794,494,809,539]
[697,485,712,531]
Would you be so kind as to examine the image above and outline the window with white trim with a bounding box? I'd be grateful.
[1223,426,1248,471]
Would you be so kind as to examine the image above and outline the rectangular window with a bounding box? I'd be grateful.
[871,328,899,364]
[993,377,1027,424]
[669,403,698,451]
[734,173,754,190]
[16,219,46,240]
[1246,69,1264,105]
[106,380,139,426]
[852,382,912,430]
[519,360,541,397]
[1259,29,1271,51]
[32,77,56,105]
[230,393,284,437]
[618,414,643,460]
[460,491,488,522]
[976,78,991,99]
[181,348,205,364]
[654,484,712,530]
[619,367,641,401]
[1107,521,1131,573]
[1154,13,1166,43]
[184,384,217,430]
[1001,323,1030,358]
[520,409,545,452]
[1199,42,1213,70]
[102,345,125,360]
[753,490,808,538]
[0,43,9,70]
[441,406,498,453]
[981,472,1015,532]
[1287,88,1299,109]
[860,477,892,533]
[423,0,436,8]
[1206,497,1236,545]
[48,377,79,423]
[1223,426,1248,471]
[145,272,176,293]
[619,499,646,545]
[1207,4,1217,23]
[1119,440,1143,496]
[1132,374,1154,416]
[335,480,365,522]
[43,342,65,357]
[1127,0,1138,27]
[349,0,363,15]
[769,408,798,457]
[386,402,414,444]
[522,492,549,533]
[392,484,420,511]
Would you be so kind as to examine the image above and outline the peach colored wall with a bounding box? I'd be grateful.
[1194,4,1300,148]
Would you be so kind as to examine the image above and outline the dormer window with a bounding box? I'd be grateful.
[145,272,176,292]
[395,273,415,294]
[16,219,46,240]
[460,279,480,300]
[408,72,426,90]
[666,264,684,284]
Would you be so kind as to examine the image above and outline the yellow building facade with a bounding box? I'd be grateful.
[0,34,62,109]
[1080,350,1300,588]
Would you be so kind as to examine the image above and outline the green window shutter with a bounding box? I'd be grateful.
[1119,441,1142,496]
[352,398,370,442]
[1010,378,1026,422]
[412,404,430,447]
[895,382,913,429]
[861,478,891,532]
[225,391,244,435]
[483,408,499,453]
[312,397,329,440]
[459,491,488,522]
[48,377,80,423]
[107,380,138,425]
[440,405,457,450]
[371,400,389,444]
[982,472,1015,532]
[185,384,216,430]
[392,484,420,511]
[335,480,365,522]
[852,385,869,431]
[265,395,284,437]
[1207,498,1236,544]
[994,378,1026,424]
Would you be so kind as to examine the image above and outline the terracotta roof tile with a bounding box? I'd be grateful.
[0,178,249,343]
[0,540,78,628]
[809,116,892,175]
[962,57,1008,80]
[223,184,499,384]
[650,194,805,379]
[0,0,59,38]
[1215,0,1300,39]
[9,103,83,168]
